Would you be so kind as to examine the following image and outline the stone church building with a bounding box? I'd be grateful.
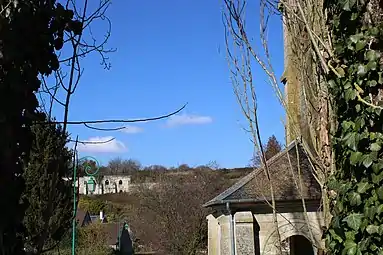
[204,141,325,255]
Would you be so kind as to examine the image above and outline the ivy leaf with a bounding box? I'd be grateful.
[329,229,343,242]
[343,240,357,255]
[343,214,363,231]
[350,33,363,43]
[379,72,383,84]
[357,182,371,193]
[344,132,358,151]
[369,27,380,36]
[327,178,339,190]
[345,89,357,101]
[355,117,365,130]
[366,225,379,234]
[367,80,378,87]
[342,0,357,10]
[349,192,362,206]
[339,182,352,194]
[371,244,379,251]
[377,187,383,200]
[345,231,355,241]
[366,50,380,62]
[372,162,383,174]
[377,204,383,215]
[336,67,346,77]
[328,240,337,250]
[356,41,366,51]
[379,225,383,235]
[342,121,354,131]
[362,154,373,168]
[350,12,359,20]
[367,61,377,71]
[372,172,383,184]
[350,151,363,166]
[328,79,337,88]
[365,206,377,220]
[357,65,367,76]
[336,200,344,213]
[370,143,381,152]
[359,238,370,251]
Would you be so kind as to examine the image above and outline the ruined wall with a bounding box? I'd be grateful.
[206,210,324,255]
[78,175,131,195]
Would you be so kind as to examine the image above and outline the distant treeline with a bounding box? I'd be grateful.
[78,158,253,183]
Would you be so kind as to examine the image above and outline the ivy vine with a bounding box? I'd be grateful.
[0,1,80,253]
[325,0,383,254]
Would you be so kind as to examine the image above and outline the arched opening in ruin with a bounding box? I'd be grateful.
[281,235,314,255]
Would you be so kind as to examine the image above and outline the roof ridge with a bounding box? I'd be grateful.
[203,140,298,207]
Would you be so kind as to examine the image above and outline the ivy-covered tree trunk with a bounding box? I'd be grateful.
[325,0,383,254]
[0,1,79,254]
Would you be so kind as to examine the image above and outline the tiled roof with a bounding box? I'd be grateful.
[203,140,321,207]
[104,223,120,246]
[75,208,91,226]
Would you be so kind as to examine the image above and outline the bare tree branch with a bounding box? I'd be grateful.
[34,103,187,125]
[83,123,126,131]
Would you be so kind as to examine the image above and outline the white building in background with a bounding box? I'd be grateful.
[78,175,131,195]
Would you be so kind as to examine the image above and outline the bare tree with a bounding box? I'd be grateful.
[143,165,168,172]
[37,0,186,136]
[107,158,142,175]
[131,170,228,254]
[222,0,333,253]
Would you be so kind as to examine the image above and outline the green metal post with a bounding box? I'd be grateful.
[72,155,99,255]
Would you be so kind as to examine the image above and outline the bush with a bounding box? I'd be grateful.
[78,196,106,215]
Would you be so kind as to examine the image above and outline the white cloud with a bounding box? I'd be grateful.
[166,113,213,127]
[121,125,143,134]
[77,136,127,153]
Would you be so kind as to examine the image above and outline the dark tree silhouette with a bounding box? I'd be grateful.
[0,2,79,253]
[23,115,73,254]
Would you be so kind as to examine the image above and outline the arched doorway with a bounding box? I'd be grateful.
[281,235,314,255]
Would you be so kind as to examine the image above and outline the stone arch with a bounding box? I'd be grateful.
[105,180,109,185]
[119,180,123,185]
[262,220,323,255]
[283,235,314,255]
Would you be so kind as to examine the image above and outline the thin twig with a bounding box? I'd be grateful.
[69,137,115,144]
[83,123,127,131]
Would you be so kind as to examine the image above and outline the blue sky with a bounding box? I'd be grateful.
[49,0,285,168]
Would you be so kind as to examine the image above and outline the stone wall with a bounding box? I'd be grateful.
[206,211,324,255]
[257,211,324,255]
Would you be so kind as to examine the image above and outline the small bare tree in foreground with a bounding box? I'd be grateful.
[223,0,333,253]
[131,170,228,254]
